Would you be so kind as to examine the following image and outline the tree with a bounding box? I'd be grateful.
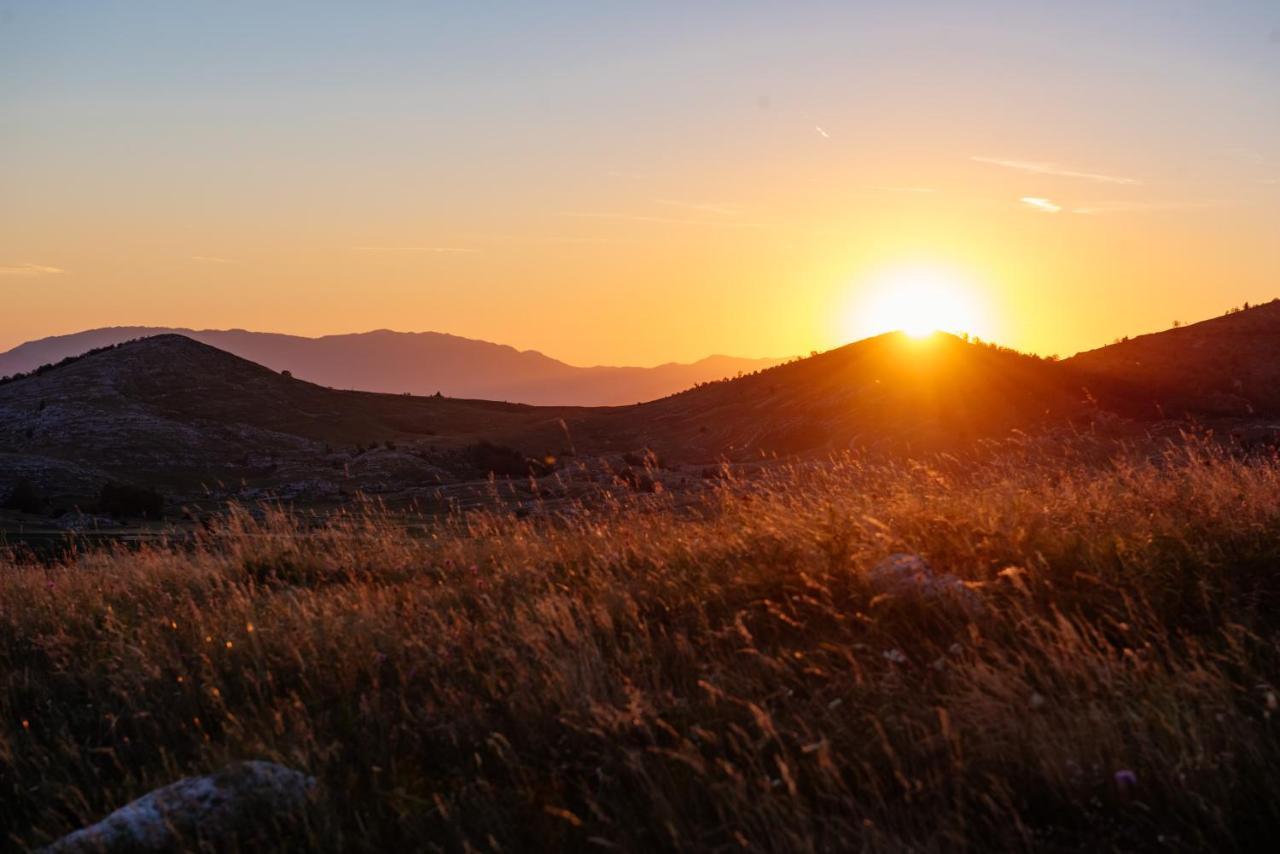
[98,482,164,520]
[4,479,45,514]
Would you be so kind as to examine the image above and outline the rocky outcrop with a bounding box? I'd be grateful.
[40,761,316,853]
[867,553,980,609]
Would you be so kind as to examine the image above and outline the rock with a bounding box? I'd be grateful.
[40,761,316,853]
[52,511,116,532]
[867,553,980,609]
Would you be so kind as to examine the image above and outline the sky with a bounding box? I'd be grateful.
[2,1,1277,365]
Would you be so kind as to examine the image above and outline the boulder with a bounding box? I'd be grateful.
[41,761,316,853]
[867,553,980,608]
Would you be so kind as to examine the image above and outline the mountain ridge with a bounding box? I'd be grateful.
[0,326,785,406]
[4,301,1279,510]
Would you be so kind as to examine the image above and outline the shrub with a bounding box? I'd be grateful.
[466,441,547,477]
[97,482,164,520]
[3,479,44,514]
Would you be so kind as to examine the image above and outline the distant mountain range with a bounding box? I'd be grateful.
[0,327,785,406]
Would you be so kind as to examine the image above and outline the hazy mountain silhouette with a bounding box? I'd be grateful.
[0,327,784,406]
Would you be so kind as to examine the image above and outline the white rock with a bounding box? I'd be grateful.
[41,761,316,853]
[867,553,980,608]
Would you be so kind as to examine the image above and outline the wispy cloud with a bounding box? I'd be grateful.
[654,199,742,216]
[815,125,830,139]
[974,156,1139,185]
[192,255,237,264]
[0,263,64,276]
[878,186,938,194]
[560,212,765,229]
[1069,199,1223,215]
[351,245,477,254]
[1021,196,1062,213]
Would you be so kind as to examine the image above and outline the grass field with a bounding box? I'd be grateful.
[4,435,1280,851]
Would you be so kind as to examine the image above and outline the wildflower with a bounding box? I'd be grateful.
[882,648,908,664]
[1114,769,1138,789]
[1030,692,1046,710]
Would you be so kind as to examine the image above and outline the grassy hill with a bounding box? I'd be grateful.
[1068,299,1280,417]
[569,332,1106,459]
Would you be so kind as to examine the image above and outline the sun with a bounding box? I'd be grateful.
[843,266,989,342]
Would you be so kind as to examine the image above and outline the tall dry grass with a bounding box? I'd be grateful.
[3,436,1280,851]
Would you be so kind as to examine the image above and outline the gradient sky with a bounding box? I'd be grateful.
[2,1,1277,365]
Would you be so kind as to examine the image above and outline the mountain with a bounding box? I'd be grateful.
[0,327,784,406]
[5,302,1277,512]
[1066,299,1280,417]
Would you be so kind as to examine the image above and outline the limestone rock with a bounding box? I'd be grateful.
[41,761,316,853]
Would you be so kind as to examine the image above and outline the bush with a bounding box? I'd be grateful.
[3,479,45,514]
[467,441,547,477]
[97,482,164,520]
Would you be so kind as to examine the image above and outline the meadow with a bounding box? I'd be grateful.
[4,435,1280,851]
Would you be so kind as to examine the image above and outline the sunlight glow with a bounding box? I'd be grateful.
[844,266,991,343]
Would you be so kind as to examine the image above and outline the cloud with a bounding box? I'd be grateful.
[192,255,236,264]
[351,245,477,253]
[974,156,1138,185]
[654,199,742,216]
[1068,199,1223,215]
[561,212,766,229]
[0,263,64,276]
[1020,196,1062,213]
[815,125,830,139]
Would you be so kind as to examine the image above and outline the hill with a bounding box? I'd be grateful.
[1067,299,1280,417]
[6,303,1278,512]
[0,327,783,406]
[0,335,583,504]
[565,332,1106,459]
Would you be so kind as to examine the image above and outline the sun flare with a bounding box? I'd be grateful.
[844,266,990,343]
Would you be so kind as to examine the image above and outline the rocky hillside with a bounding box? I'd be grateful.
[0,335,582,504]
[1067,299,1280,417]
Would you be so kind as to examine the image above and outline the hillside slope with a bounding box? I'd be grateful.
[8,307,1275,510]
[564,332,1106,459]
[1067,299,1280,417]
[0,335,582,500]
[0,327,783,406]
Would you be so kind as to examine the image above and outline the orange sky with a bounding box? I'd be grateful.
[2,3,1277,365]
